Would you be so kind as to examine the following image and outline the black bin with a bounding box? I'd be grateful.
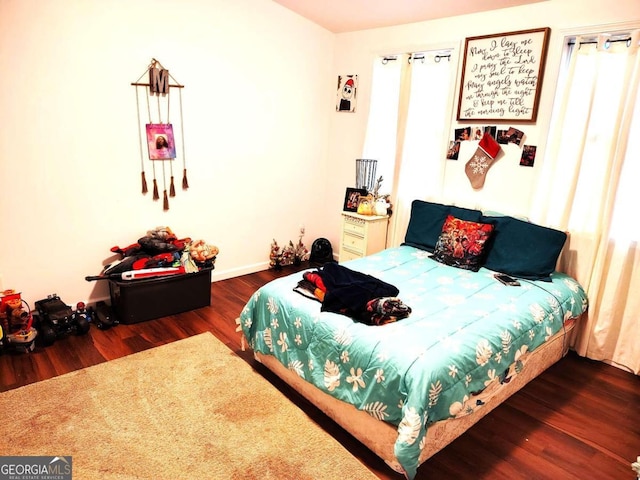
[108,268,212,324]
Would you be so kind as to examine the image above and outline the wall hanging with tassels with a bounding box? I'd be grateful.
[131,58,189,211]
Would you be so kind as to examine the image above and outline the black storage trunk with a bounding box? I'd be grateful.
[108,268,212,324]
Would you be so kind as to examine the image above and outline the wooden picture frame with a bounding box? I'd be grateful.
[343,187,367,212]
[456,27,550,122]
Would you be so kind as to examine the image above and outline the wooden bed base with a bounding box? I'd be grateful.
[252,317,579,474]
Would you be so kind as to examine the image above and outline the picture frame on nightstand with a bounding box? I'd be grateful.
[343,187,367,212]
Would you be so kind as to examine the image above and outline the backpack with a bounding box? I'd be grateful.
[309,238,334,266]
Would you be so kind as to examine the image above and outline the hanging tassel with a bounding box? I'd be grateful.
[178,89,189,191]
[182,168,189,189]
[153,179,159,200]
[160,161,169,210]
[141,171,148,194]
[135,86,149,196]
[168,159,176,197]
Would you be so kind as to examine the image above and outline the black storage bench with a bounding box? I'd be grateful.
[108,268,213,324]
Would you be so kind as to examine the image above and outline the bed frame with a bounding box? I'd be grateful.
[250,316,579,474]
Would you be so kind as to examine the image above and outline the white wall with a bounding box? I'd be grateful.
[0,0,334,306]
[325,0,640,246]
[2,0,638,308]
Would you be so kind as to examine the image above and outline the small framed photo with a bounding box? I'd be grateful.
[343,187,367,212]
[146,123,176,160]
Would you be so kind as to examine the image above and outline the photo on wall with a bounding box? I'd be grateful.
[483,126,497,138]
[520,145,537,167]
[336,75,358,112]
[446,140,461,160]
[455,126,471,141]
[472,126,484,140]
[146,123,176,160]
[506,127,525,146]
[496,129,510,145]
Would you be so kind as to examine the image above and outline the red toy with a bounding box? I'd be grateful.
[0,289,38,353]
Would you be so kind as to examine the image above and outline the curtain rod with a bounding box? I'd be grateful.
[410,53,451,63]
[568,36,634,48]
[381,52,451,64]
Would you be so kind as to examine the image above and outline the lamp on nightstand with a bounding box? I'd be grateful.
[355,158,377,192]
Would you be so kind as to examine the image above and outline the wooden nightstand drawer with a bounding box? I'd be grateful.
[343,217,366,236]
[339,212,389,262]
[340,248,362,262]
[342,232,365,253]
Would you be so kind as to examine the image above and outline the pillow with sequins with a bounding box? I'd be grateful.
[432,215,495,271]
[403,200,483,253]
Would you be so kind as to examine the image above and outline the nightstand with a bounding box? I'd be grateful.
[339,212,389,261]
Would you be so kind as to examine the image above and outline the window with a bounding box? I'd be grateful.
[362,50,456,245]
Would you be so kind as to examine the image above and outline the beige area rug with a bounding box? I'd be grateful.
[0,333,379,480]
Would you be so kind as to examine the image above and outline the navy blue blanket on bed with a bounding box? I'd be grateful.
[317,262,399,318]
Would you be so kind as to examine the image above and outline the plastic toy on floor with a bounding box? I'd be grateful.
[87,301,117,330]
[33,294,90,346]
[0,289,38,353]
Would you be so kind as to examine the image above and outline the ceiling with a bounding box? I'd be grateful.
[271,0,546,33]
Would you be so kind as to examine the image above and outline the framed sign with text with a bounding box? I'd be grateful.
[456,27,550,122]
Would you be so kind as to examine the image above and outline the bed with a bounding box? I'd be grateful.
[238,200,588,479]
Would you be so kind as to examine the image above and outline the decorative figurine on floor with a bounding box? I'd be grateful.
[269,227,310,269]
[270,239,282,270]
[293,226,309,265]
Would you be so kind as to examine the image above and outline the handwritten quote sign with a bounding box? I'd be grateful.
[457,28,550,122]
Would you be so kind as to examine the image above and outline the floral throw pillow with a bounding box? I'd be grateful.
[432,215,494,271]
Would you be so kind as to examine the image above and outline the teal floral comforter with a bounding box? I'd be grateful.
[239,246,588,479]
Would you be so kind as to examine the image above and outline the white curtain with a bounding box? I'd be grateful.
[532,31,640,374]
[361,57,402,192]
[362,52,456,247]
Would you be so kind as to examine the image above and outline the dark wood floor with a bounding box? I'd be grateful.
[1,265,638,479]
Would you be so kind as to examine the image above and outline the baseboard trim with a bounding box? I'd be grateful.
[211,262,270,281]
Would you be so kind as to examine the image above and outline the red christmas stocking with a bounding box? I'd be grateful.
[464,132,502,189]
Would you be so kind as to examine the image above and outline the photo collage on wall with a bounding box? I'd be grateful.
[447,125,537,167]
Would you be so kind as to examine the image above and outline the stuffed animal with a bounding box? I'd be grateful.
[189,240,219,263]
[181,248,199,273]
[138,226,189,255]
